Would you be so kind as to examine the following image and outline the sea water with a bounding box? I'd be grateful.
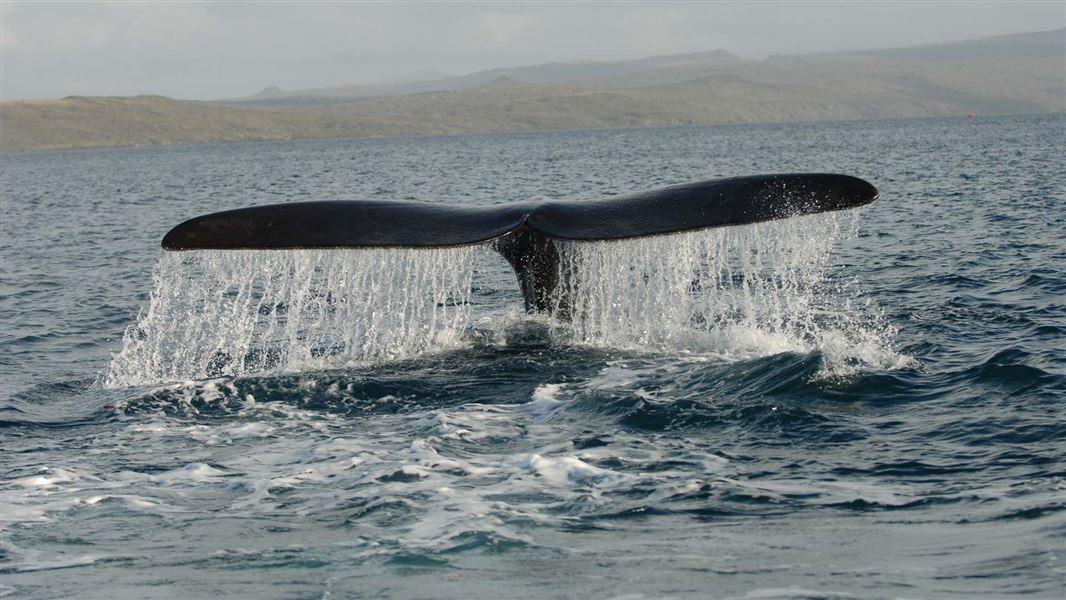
[1,115,1063,598]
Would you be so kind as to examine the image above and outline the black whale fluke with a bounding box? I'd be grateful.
[162,173,878,314]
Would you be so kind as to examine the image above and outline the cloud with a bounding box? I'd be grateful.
[2,2,1063,100]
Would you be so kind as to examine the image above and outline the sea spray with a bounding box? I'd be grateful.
[105,247,480,387]
[106,211,895,387]
[551,212,897,369]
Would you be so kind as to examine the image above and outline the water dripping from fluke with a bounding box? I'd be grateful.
[104,248,479,387]
[105,173,898,387]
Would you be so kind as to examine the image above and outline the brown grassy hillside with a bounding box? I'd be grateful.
[2,29,1062,153]
[0,96,438,152]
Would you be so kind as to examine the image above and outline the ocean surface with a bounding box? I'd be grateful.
[1,115,1064,599]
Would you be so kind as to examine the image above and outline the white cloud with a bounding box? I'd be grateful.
[1,1,1063,100]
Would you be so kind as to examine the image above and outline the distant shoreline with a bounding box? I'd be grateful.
[3,111,1063,156]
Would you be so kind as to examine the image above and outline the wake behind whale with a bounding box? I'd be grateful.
[105,173,894,388]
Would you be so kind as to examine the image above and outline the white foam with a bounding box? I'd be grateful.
[522,453,627,486]
[14,467,92,489]
[151,462,228,484]
[525,383,568,422]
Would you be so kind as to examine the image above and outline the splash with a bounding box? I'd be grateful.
[550,212,898,370]
[106,211,897,387]
[105,248,479,387]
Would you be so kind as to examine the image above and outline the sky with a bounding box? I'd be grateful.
[2,1,1064,101]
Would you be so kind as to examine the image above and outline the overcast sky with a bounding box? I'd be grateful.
[2,1,1063,101]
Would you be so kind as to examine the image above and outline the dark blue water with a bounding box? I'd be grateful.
[2,116,1064,599]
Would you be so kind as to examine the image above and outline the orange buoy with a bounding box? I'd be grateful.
[967,112,975,118]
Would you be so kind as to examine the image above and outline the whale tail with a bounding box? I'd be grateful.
[161,173,878,315]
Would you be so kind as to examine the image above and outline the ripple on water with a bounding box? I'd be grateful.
[1,116,1064,598]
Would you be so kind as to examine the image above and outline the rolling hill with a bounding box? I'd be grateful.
[2,28,1062,152]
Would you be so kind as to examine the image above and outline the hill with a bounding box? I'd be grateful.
[0,96,450,152]
[2,29,1063,152]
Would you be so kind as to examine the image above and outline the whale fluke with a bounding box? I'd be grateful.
[161,173,878,314]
